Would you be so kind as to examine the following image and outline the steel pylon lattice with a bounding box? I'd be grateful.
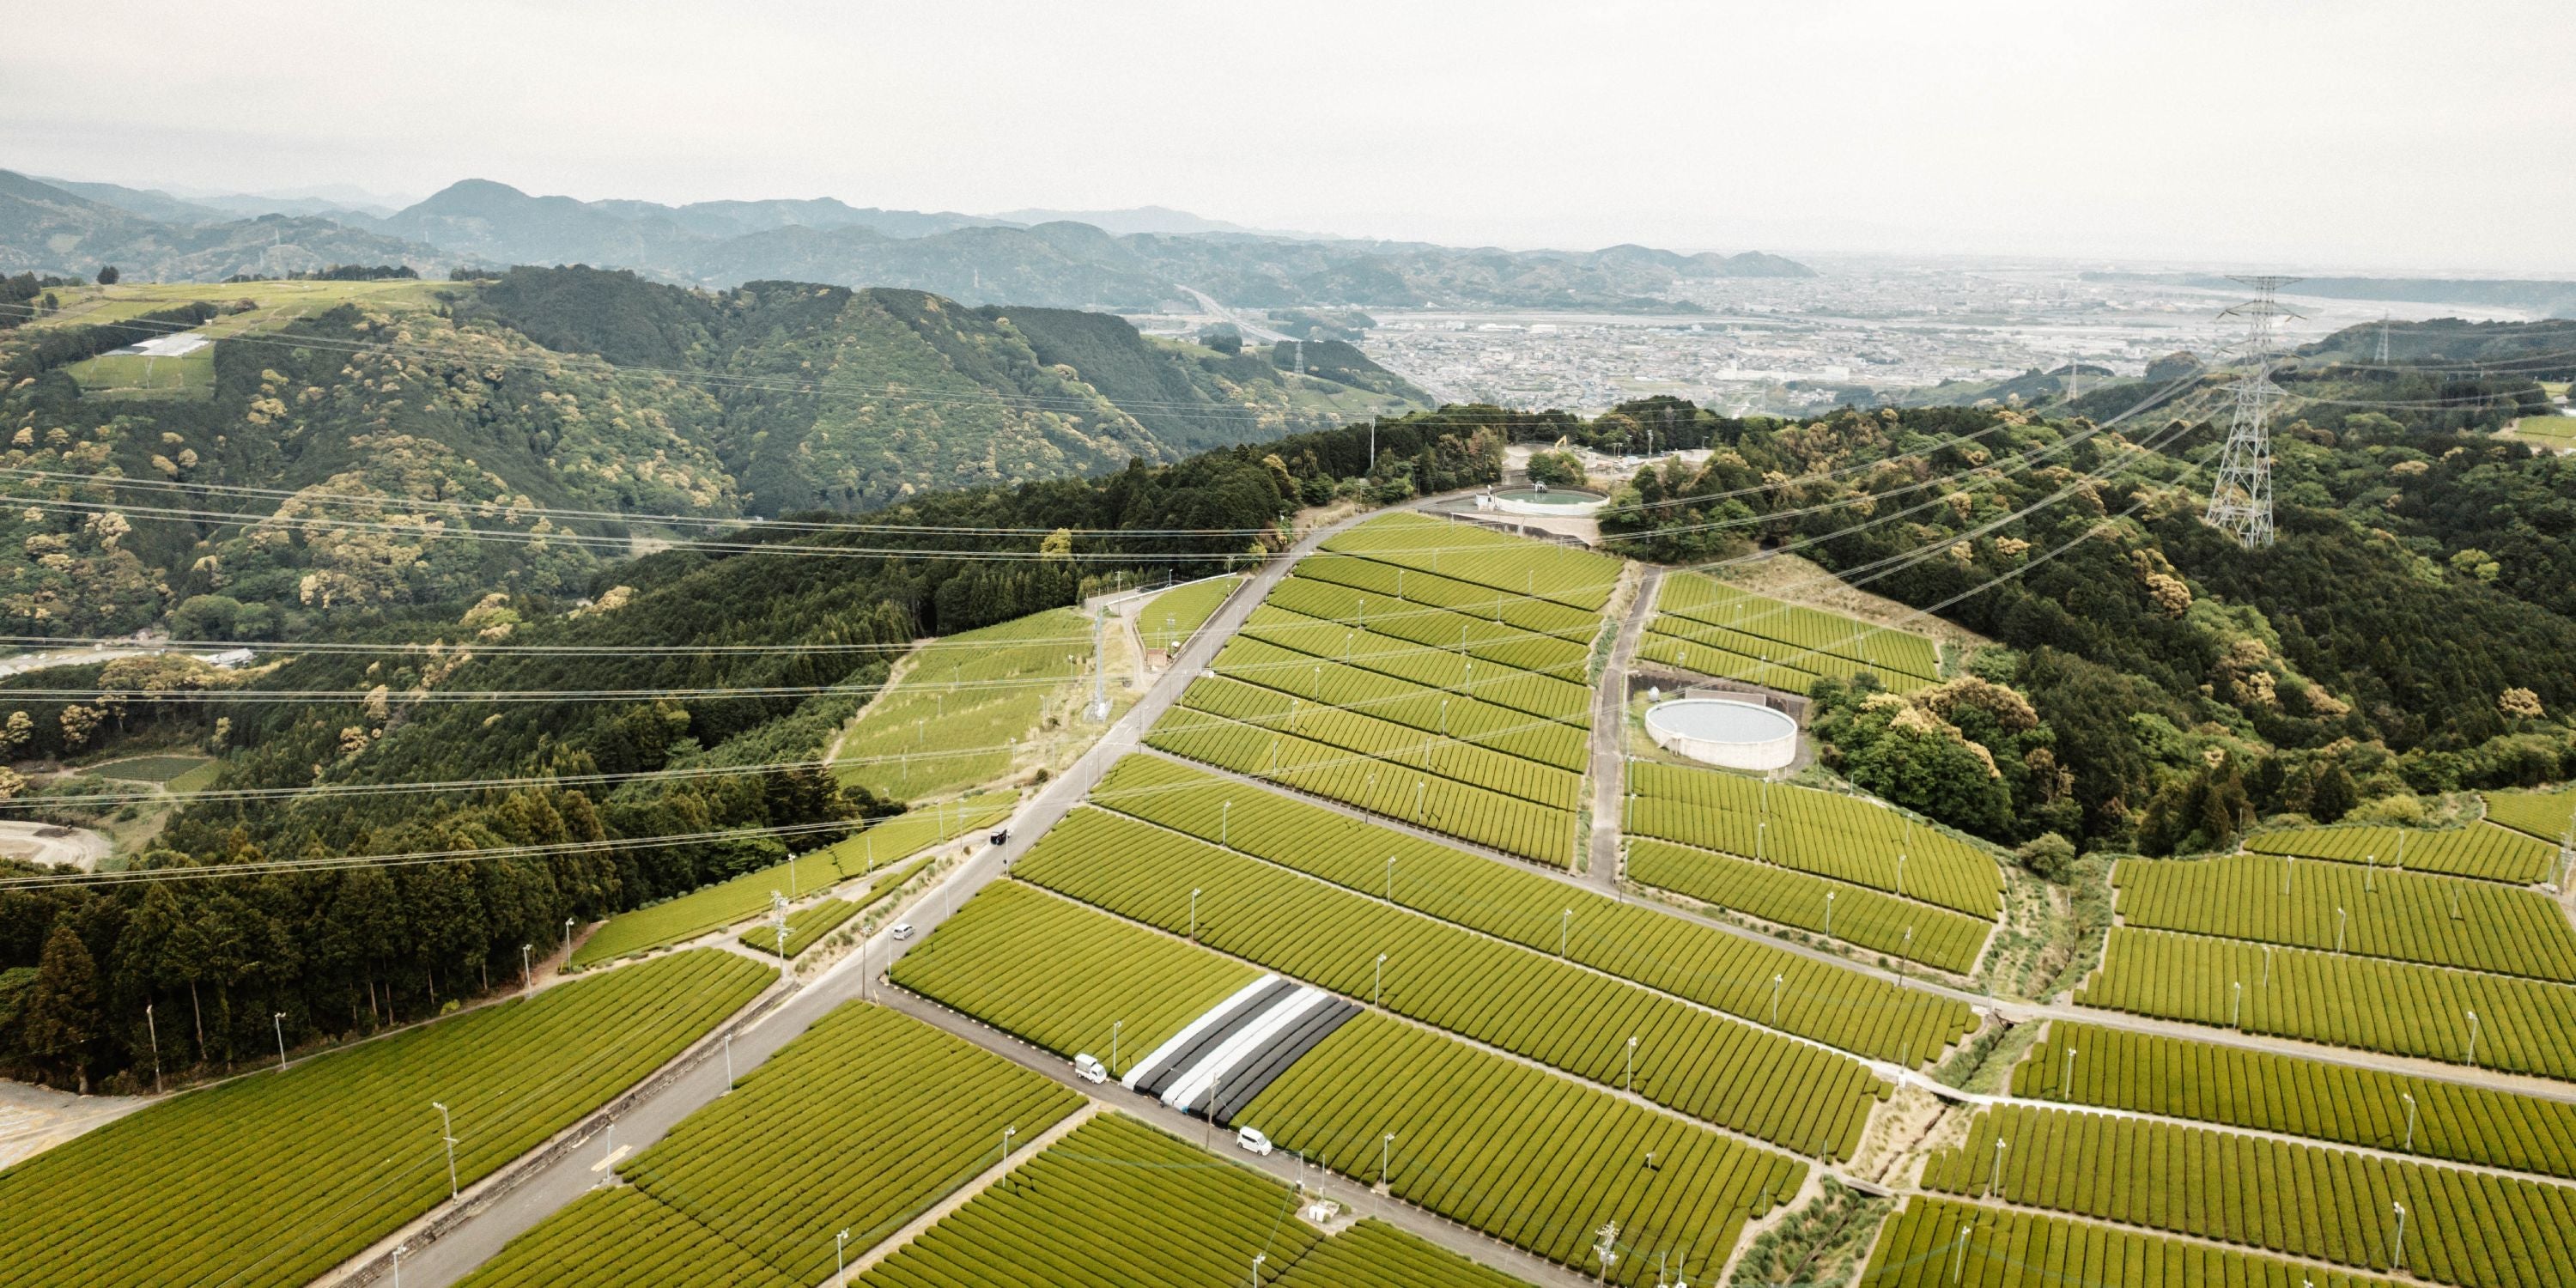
[2204,276,2302,549]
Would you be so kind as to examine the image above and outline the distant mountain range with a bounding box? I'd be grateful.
[0,170,447,281]
[1,170,1815,309]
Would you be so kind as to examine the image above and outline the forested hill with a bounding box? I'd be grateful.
[0,265,1428,635]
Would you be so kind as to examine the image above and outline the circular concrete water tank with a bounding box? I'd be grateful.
[1644,697,1799,772]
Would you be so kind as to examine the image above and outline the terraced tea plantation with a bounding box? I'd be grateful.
[1269,1219,1539,1288]
[1091,754,1974,1067]
[0,949,771,1288]
[2484,787,2576,845]
[890,880,1259,1077]
[898,870,1809,1285]
[1261,576,1594,680]
[1146,513,1612,866]
[833,609,1096,802]
[1018,809,1888,1151]
[459,1003,1082,1287]
[854,1114,1315,1288]
[2111,853,2576,980]
[2080,927,2576,1078]
[1625,761,2002,919]
[2012,1022,2576,1181]
[1151,701,1578,864]
[1319,509,1626,611]
[1923,1103,2576,1286]
[1860,1197,2399,1288]
[2243,822,2557,884]
[1642,571,1941,694]
[1627,838,1990,972]
[1206,635,1589,769]
[1138,574,1242,652]
[572,796,1007,967]
[1234,602,1595,717]
[1240,1011,1806,1285]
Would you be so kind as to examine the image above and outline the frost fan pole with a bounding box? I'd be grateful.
[1085,606,1110,722]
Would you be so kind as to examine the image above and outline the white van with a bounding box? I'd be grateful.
[1236,1126,1273,1157]
[1073,1054,1108,1084]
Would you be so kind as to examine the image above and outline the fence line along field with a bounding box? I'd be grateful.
[1319,509,1627,611]
[1625,762,2002,920]
[2012,1022,2576,1182]
[2111,853,2576,981]
[2482,788,2576,846]
[1626,839,1990,973]
[1136,574,1243,653]
[457,1002,1083,1288]
[1643,571,1941,694]
[890,880,1259,1078]
[1148,705,1578,865]
[2243,823,2557,885]
[0,949,772,1288]
[831,608,1095,802]
[569,795,1010,967]
[852,1113,1321,1288]
[1093,755,1971,1065]
[1238,1010,1806,1286]
[1923,1103,2576,1287]
[1858,1197,2400,1288]
[2078,926,2576,1079]
[1014,808,1891,1153]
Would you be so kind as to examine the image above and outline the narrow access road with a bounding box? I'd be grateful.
[390,504,1384,1288]
[1587,565,1662,888]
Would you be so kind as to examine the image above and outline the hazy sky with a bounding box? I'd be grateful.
[8,0,2571,273]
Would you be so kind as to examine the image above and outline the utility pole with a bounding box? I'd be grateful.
[434,1102,459,1199]
[2205,276,2302,548]
[1592,1220,1620,1285]
[1368,416,1377,473]
[272,1012,289,1072]
[520,944,533,998]
[145,1003,161,1095]
[1085,607,1109,721]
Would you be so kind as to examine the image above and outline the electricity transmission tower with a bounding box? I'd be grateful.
[2376,313,2391,363]
[2204,276,2301,549]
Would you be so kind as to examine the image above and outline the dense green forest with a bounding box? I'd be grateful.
[3,301,2573,1097]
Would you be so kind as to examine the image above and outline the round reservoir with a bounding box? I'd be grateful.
[1486,487,1606,517]
[1644,697,1799,772]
